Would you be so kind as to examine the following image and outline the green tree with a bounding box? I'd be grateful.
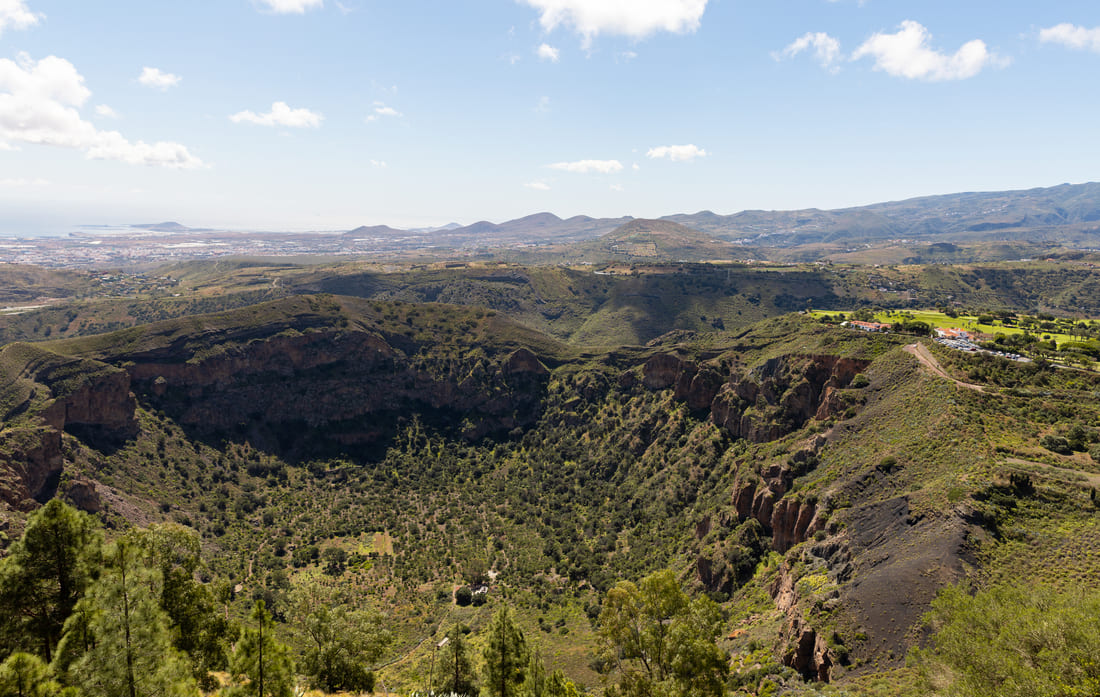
[481,607,528,697]
[546,669,584,697]
[597,570,727,697]
[132,524,231,687]
[290,581,391,693]
[228,601,295,697]
[64,540,198,697]
[435,625,477,696]
[0,500,103,661]
[0,652,60,697]
[912,582,1100,697]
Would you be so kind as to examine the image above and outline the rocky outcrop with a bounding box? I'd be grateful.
[642,353,684,389]
[0,427,63,509]
[122,329,551,449]
[641,352,869,444]
[770,560,840,682]
[771,498,822,553]
[40,368,137,440]
[730,435,828,551]
[783,620,832,683]
[65,478,102,513]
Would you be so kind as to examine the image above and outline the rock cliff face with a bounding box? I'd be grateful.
[0,354,137,509]
[122,329,551,451]
[0,427,63,510]
[641,352,868,444]
[730,438,828,552]
[640,351,870,556]
[40,368,137,440]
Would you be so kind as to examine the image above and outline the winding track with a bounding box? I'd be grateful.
[903,342,985,392]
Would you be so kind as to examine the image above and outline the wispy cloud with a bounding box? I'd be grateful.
[524,180,551,190]
[366,102,402,122]
[230,101,323,128]
[1039,23,1100,53]
[519,0,707,46]
[138,67,181,90]
[775,32,842,72]
[0,53,202,168]
[646,144,707,161]
[537,43,560,62]
[95,104,119,119]
[852,20,1006,81]
[256,0,323,14]
[0,0,39,35]
[548,159,623,174]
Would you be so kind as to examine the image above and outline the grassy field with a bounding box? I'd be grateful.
[810,309,1097,348]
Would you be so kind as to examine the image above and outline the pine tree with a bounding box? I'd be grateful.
[228,601,295,697]
[0,499,102,661]
[132,524,231,687]
[0,652,60,697]
[66,540,198,697]
[435,625,476,696]
[481,607,528,697]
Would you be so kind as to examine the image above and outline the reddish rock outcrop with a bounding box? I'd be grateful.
[65,478,102,513]
[642,353,685,389]
[771,562,835,682]
[643,351,869,445]
[123,329,550,448]
[771,498,822,553]
[0,427,63,509]
[40,369,137,438]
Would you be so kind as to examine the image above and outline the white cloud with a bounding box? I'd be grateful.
[370,159,386,168]
[519,0,707,45]
[610,183,623,191]
[646,144,707,161]
[537,43,560,62]
[1039,23,1100,53]
[366,102,401,122]
[256,0,323,14]
[0,0,39,35]
[95,104,118,118]
[230,101,323,128]
[548,159,623,174]
[617,50,638,62]
[138,67,181,90]
[0,53,202,168]
[524,180,551,190]
[535,95,550,112]
[852,20,1004,81]
[776,32,842,72]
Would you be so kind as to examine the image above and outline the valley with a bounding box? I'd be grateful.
[2,252,1099,695]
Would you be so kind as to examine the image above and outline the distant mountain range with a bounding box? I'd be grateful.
[345,181,1100,253]
[123,182,1100,264]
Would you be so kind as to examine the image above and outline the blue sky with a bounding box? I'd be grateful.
[1,0,1100,234]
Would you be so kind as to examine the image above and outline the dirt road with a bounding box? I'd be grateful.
[903,343,985,392]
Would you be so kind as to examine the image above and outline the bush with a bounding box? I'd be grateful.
[455,586,473,606]
[1090,444,1100,463]
[850,373,870,388]
[1040,435,1072,455]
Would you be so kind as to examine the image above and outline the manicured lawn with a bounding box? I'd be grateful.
[811,309,1097,348]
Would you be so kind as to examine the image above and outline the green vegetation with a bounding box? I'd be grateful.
[912,583,1100,697]
[4,256,1100,695]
